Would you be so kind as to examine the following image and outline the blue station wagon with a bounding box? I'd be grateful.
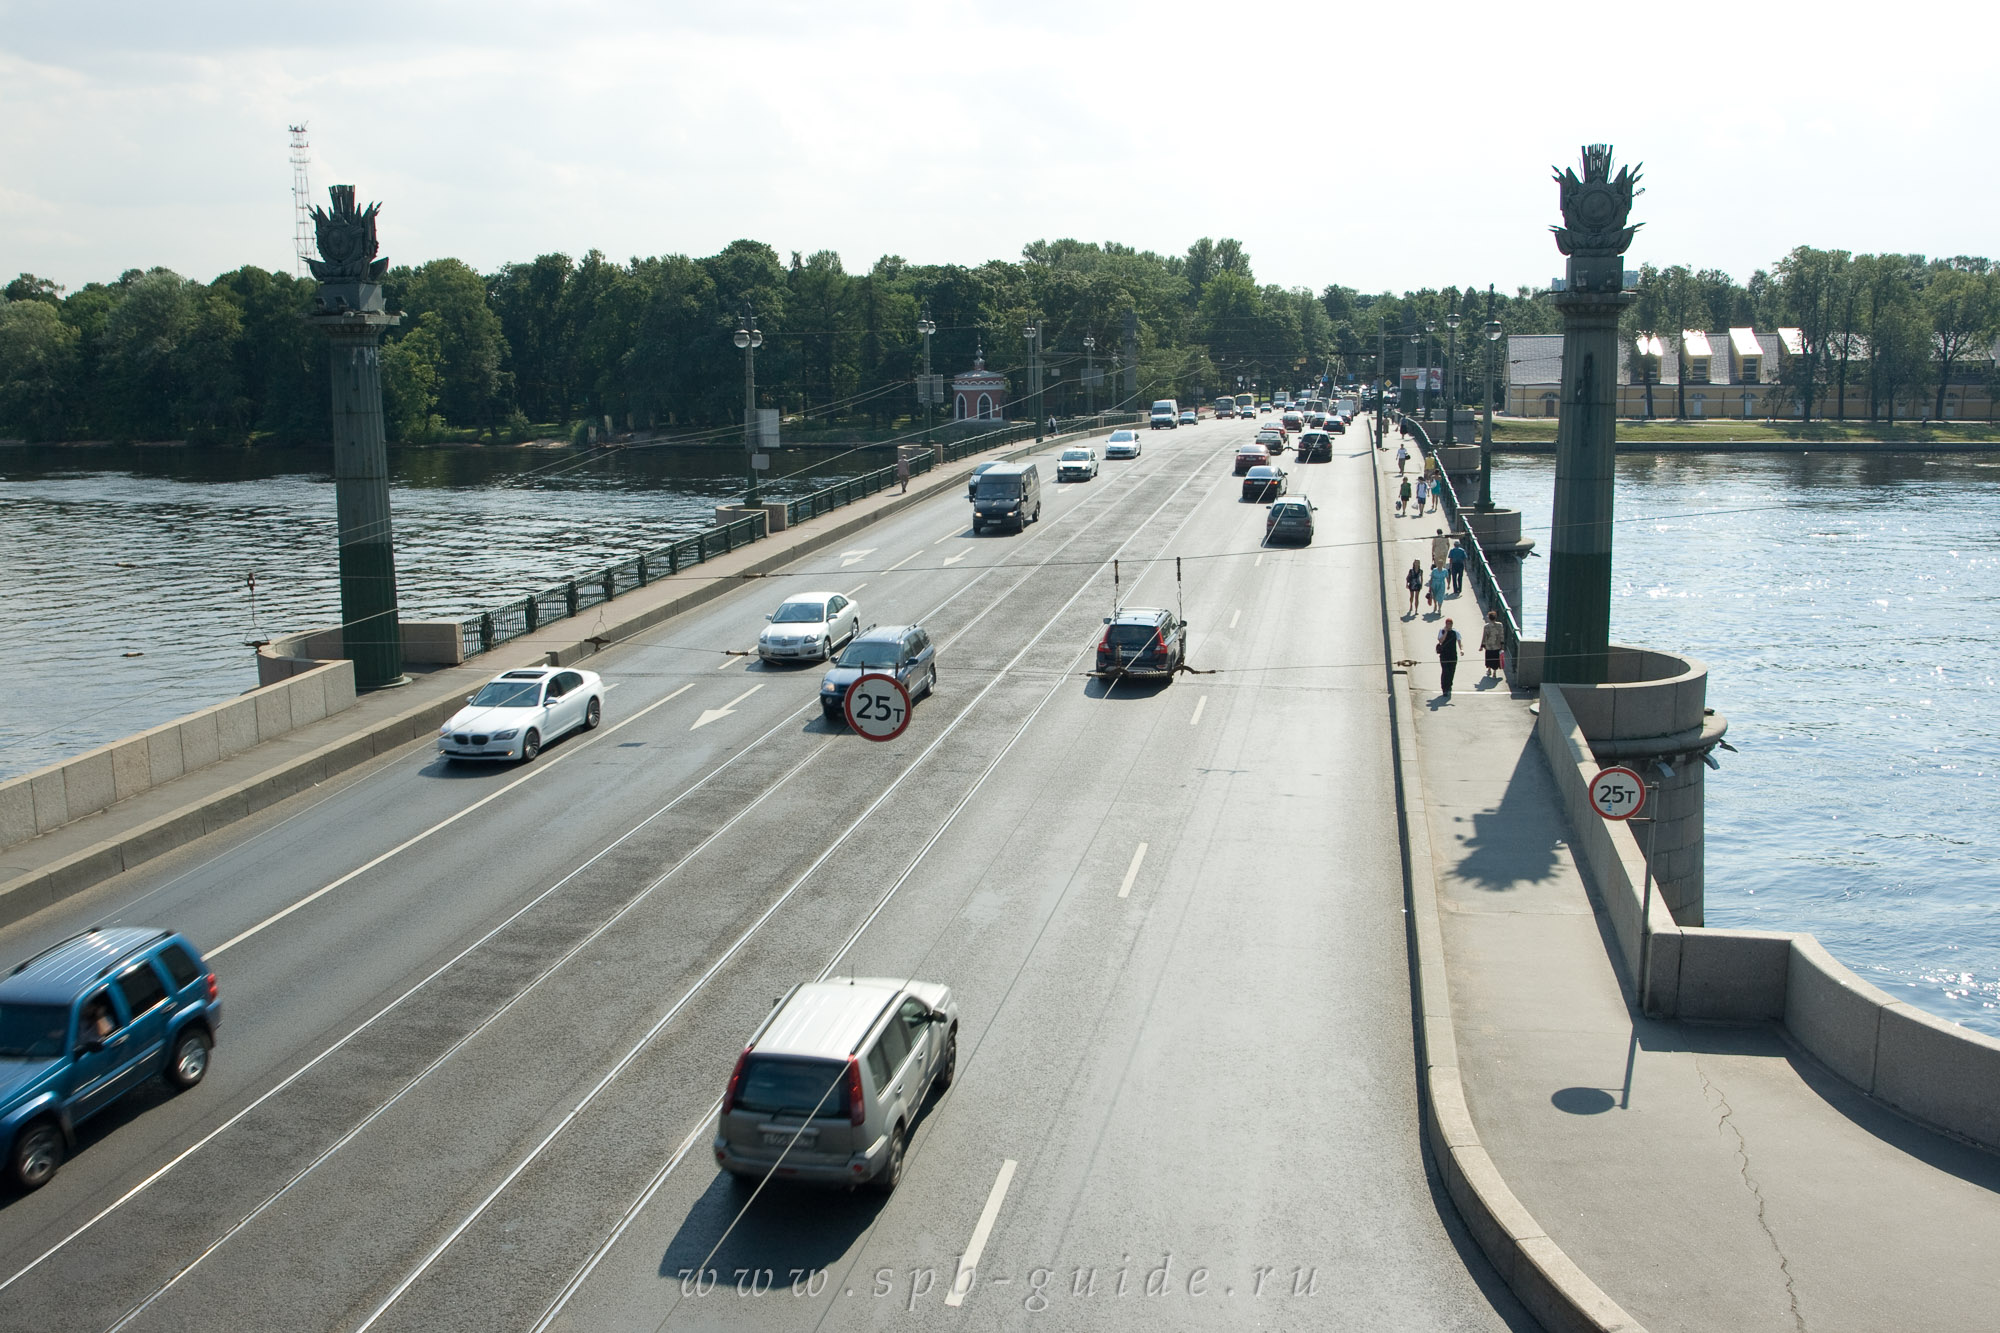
[1,928,220,1191]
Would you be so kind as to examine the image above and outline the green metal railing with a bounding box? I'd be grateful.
[455,412,1143,661]
[459,511,767,659]
[1399,413,1523,673]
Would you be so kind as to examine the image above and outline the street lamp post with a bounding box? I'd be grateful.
[1423,319,1437,421]
[1405,331,1419,418]
[918,307,937,444]
[734,302,763,508]
[1480,287,1502,510]
[1024,322,1043,437]
[1443,308,1461,451]
[1084,335,1097,418]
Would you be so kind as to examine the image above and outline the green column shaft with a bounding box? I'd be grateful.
[1542,291,1630,684]
[322,318,404,689]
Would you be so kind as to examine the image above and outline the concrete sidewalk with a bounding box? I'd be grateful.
[1383,421,2000,1331]
[0,428,1071,927]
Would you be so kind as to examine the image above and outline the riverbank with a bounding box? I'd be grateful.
[1484,417,2000,450]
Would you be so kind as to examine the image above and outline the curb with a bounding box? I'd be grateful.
[1372,416,1645,1333]
[0,427,1098,929]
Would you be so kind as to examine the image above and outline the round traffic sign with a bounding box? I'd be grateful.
[1588,766,1647,820]
[843,672,912,741]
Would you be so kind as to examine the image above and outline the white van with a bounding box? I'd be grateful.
[1150,399,1180,429]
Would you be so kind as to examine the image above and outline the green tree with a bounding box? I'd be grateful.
[1924,259,2000,420]
[395,258,509,435]
[381,324,444,441]
[0,298,81,439]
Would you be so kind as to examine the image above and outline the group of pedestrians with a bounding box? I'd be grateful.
[1393,444,1447,518]
[1389,424,1504,701]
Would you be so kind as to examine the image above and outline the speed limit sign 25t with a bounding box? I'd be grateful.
[1588,766,1646,821]
[843,672,912,741]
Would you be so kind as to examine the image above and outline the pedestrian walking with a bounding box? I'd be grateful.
[1432,475,1446,510]
[896,450,911,494]
[1448,539,1468,596]
[1405,560,1424,616]
[1481,609,1506,679]
[1396,444,1410,474]
[1436,618,1462,699]
[1397,477,1412,515]
[1431,528,1451,567]
[1428,561,1447,613]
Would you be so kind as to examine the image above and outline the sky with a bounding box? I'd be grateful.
[3,0,1994,300]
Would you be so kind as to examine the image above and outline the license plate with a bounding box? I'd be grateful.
[763,1130,811,1148]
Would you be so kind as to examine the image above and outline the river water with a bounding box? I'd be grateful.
[1497,450,2000,1035]
[6,443,1996,1035]
[1,441,889,781]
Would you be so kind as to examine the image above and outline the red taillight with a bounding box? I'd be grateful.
[1097,631,1110,653]
[721,1048,750,1114]
[205,973,218,1002]
[1153,632,1168,657]
[846,1056,866,1126]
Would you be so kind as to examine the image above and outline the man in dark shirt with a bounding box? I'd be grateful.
[1436,618,1462,700]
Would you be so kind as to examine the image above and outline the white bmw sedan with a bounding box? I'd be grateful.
[438,666,604,762]
[758,590,861,664]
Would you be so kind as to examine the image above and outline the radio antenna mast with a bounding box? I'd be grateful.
[288,124,313,276]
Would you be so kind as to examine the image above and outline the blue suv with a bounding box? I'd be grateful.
[1,927,220,1191]
[819,624,938,724]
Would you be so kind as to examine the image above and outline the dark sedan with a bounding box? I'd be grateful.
[1095,607,1186,680]
[1242,465,1287,502]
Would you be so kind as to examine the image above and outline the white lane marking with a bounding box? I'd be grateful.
[691,683,764,730]
[1117,841,1149,899]
[839,547,876,568]
[942,553,966,567]
[934,530,960,545]
[845,583,868,596]
[208,684,695,958]
[1188,697,1206,727]
[884,549,923,572]
[946,1159,1019,1307]
[715,654,741,669]
[1229,609,1241,629]
[1255,553,1264,567]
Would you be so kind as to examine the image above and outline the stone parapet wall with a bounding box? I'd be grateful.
[0,657,356,852]
[1537,684,2000,1152]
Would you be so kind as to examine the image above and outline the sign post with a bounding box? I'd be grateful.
[1590,765,1658,1012]
[843,672,912,742]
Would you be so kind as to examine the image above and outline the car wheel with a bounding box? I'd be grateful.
[935,1025,958,1091]
[971,517,982,534]
[166,1027,211,1090]
[584,696,602,730]
[520,729,542,762]
[871,1124,906,1195]
[924,665,937,698]
[10,1121,62,1192]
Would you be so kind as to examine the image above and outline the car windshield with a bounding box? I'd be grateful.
[975,475,1021,499]
[838,640,903,669]
[0,1002,69,1059]
[1062,450,1090,460]
[735,1055,851,1120]
[1109,431,1135,441]
[469,679,542,708]
[773,601,828,624]
[1107,623,1161,648]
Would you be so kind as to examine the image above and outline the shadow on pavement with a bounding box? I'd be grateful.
[1448,736,1564,892]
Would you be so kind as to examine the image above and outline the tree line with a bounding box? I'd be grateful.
[1,238,1989,445]
[1622,251,1999,422]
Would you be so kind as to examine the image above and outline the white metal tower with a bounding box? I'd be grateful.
[288,124,312,276]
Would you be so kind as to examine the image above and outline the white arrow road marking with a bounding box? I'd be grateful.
[946,1159,1018,1307]
[942,553,967,567]
[1117,842,1149,899]
[839,548,876,568]
[691,684,764,730]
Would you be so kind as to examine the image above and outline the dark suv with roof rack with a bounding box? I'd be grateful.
[0,927,219,1191]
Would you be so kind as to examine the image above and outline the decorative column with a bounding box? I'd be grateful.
[1542,145,1642,686]
[305,186,405,690]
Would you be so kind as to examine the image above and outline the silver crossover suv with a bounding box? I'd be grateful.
[714,978,957,1194]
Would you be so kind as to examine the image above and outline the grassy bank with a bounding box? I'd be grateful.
[1487,417,2000,447]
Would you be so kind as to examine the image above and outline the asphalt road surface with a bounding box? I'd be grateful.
[0,415,1532,1332]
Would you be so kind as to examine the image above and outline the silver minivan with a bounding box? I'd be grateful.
[714,978,958,1194]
